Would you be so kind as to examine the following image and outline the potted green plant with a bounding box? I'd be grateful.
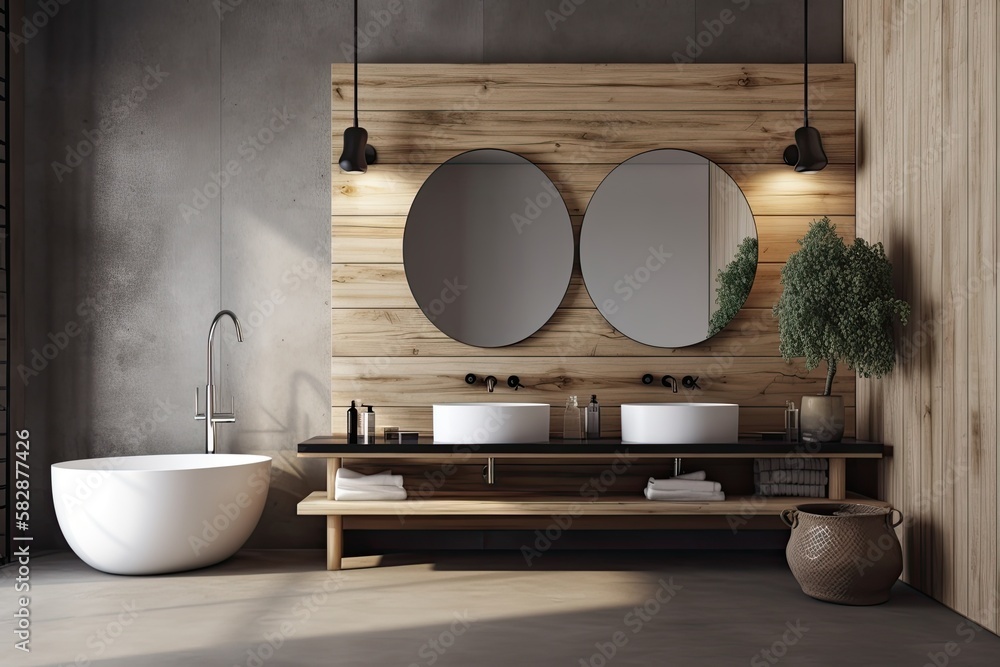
[773,218,910,442]
[708,236,758,338]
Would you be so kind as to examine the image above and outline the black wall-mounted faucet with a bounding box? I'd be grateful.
[507,375,524,390]
[465,373,499,393]
[642,373,692,393]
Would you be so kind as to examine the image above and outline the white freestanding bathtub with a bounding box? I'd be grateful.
[52,454,271,575]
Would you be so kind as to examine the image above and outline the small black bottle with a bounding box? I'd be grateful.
[347,400,359,443]
[586,395,601,440]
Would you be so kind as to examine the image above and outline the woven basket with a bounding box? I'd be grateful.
[781,503,903,605]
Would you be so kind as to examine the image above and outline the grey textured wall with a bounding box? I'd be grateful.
[23,0,842,550]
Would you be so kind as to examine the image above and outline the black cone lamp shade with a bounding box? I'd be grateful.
[339,0,376,174]
[783,126,828,173]
[339,126,377,174]
[784,0,827,174]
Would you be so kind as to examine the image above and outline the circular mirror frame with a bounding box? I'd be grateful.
[579,148,759,349]
[403,149,576,348]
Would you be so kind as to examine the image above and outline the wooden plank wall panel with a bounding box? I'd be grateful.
[902,0,925,589]
[330,111,857,165]
[331,308,782,358]
[970,0,1000,633]
[332,215,857,265]
[846,0,999,635]
[884,0,908,587]
[991,0,1000,634]
[332,64,856,538]
[943,0,970,621]
[332,263,785,311]
[331,358,856,408]
[333,64,856,111]
[924,0,945,600]
[332,164,856,217]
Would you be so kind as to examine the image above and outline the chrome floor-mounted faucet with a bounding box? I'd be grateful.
[196,310,244,454]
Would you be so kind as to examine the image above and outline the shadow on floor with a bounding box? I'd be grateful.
[19,549,1000,667]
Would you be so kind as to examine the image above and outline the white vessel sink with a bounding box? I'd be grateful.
[621,403,739,444]
[433,403,550,444]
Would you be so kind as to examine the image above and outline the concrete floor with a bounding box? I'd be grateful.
[2,550,999,666]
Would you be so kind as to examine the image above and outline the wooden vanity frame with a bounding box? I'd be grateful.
[297,438,887,571]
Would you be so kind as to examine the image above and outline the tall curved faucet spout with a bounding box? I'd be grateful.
[197,310,244,454]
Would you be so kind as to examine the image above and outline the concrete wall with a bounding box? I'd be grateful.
[22,0,842,550]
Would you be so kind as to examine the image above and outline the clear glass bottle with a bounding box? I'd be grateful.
[563,396,583,439]
[785,400,800,442]
[361,404,376,444]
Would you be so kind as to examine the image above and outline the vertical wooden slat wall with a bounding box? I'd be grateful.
[846,0,999,635]
[331,63,857,524]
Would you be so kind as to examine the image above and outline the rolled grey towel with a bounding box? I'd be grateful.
[759,483,827,497]
[759,470,829,485]
[755,458,829,472]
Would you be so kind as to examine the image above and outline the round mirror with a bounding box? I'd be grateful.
[404,149,575,347]
[580,149,757,348]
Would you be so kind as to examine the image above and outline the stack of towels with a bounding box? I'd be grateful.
[644,470,725,502]
[334,469,408,501]
[754,458,828,497]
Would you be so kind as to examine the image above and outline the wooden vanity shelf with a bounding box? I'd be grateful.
[297,437,888,570]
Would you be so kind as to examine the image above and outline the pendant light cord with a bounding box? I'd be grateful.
[353,0,359,128]
[803,0,809,127]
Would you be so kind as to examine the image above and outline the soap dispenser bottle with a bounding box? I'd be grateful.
[347,401,359,444]
[563,396,583,440]
[585,395,601,440]
[785,400,800,442]
[361,404,376,444]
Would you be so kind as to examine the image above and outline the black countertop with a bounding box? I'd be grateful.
[298,436,885,456]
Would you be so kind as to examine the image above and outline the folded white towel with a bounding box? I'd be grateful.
[336,469,404,488]
[673,470,707,481]
[647,478,722,493]
[334,486,408,501]
[644,488,726,502]
[335,479,406,494]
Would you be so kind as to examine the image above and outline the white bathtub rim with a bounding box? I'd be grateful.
[52,453,272,472]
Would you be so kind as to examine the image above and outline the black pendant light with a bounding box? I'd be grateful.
[783,0,827,173]
[339,0,377,174]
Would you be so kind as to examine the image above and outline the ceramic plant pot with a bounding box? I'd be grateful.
[799,395,845,442]
[781,503,903,605]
